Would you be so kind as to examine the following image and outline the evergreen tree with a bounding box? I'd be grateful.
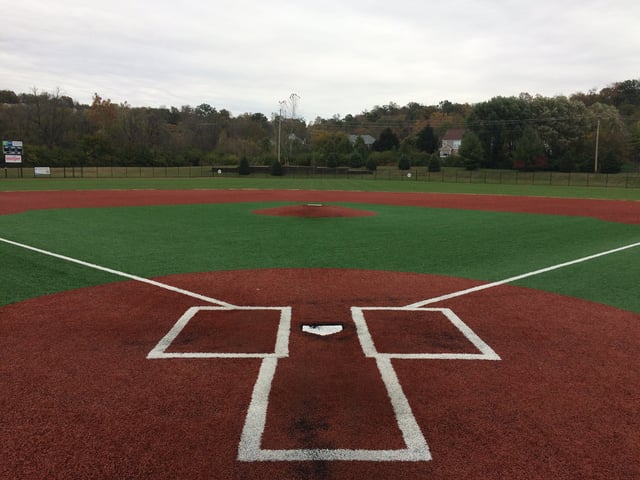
[416,125,439,153]
[458,132,484,170]
[373,128,400,151]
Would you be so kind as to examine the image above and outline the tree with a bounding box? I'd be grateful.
[415,125,439,153]
[458,131,484,170]
[599,150,623,173]
[353,136,369,159]
[0,90,19,104]
[373,127,399,151]
[513,126,546,170]
[466,96,533,168]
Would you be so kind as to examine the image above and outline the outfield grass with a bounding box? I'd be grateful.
[2,202,638,313]
[1,176,640,200]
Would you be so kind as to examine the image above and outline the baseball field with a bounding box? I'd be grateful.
[1,177,639,479]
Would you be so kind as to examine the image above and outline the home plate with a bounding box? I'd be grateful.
[301,324,343,336]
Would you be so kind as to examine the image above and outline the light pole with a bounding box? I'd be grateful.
[594,118,600,173]
[277,101,287,164]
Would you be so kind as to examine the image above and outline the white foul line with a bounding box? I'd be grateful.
[405,240,640,308]
[0,236,237,308]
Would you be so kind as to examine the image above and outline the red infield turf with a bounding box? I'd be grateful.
[1,190,639,480]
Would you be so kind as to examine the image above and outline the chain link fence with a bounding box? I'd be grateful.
[3,164,640,189]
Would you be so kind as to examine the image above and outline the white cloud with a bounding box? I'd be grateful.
[1,0,638,119]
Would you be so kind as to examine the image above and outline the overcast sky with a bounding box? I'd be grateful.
[1,0,638,120]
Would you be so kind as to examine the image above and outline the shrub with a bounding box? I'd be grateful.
[238,156,251,175]
[398,154,411,170]
[270,161,284,176]
[365,157,377,171]
[349,152,364,168]
[428,154,441,172]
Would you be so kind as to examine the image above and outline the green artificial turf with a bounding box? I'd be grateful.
[2,202,638,312]
[1,176,640,200]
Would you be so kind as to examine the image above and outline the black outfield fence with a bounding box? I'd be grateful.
[3,164,640,188]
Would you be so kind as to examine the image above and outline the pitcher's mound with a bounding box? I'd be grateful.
[254,204,377,218]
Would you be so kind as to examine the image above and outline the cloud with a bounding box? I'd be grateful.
[1,0,638,119]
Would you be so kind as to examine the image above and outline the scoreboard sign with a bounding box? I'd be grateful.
[3,140,23,163]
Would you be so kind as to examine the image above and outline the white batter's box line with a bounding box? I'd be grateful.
[351,307,501,361]
[237,356,432,462]
[147,306,292,359]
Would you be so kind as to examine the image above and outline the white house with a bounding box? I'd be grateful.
[439,129,466,157]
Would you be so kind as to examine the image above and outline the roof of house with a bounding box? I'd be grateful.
[348,134,376,145]
[442,128,466,140]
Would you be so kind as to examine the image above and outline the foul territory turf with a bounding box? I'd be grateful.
[1,188,639,479]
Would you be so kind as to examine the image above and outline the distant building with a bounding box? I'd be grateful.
[439,129,466,157]
[288,133,305,144]
[348,134,376,148]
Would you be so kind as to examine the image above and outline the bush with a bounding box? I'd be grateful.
[600,151,623,173]
[238,156,251,175]
[270,161,284,176]
[410,152,431,167]
[428,154,441,172]
[326,152,339,168]
[369,150,397,166]
[365,157,377,171]
[349,152,364,168]
[398,154,411,170]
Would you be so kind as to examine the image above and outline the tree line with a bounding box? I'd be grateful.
[1,79,639,173]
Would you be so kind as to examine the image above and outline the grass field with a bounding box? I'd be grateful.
[2,175,640,200]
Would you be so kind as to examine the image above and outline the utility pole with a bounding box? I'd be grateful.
[594,118,600,173]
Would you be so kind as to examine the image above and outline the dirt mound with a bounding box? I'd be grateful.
[253,204,377,218]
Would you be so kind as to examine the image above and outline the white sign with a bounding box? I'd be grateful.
[34,166,51,176]
[5,155,22,164]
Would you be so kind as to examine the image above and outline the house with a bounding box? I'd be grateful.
[439,129,466,157]
[288,133,305,145]
[348,134,376,148]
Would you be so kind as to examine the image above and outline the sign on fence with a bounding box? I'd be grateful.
[34,167,51,176]
[3,140,22,155]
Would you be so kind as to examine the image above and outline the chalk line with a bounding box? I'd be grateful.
[405,240,640,308]
[0,236,237,308]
